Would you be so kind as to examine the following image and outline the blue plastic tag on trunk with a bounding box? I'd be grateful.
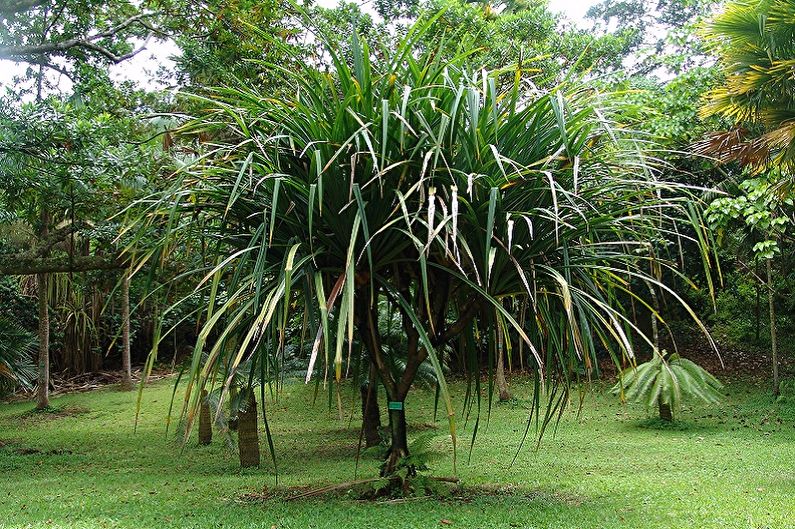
[387,401,404,411]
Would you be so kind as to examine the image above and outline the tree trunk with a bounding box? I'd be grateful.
[36,272,49,409]
[237,391,260,468]
[383,406,409,476]
[658,400,673,422]
[361,362,382,448]
[120,271,132,390]
[496,327,511,401]
[649,283,660,352]
[228,386,239,431]
[755,258,761,344]
[35,208,50,409]
[767,260,780,397]
[198,389,212,445]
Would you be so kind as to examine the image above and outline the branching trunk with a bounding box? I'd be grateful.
[357,289,408,475]
[767,260,780,397]
[36,271,49,409]
[237,391,260,468]
[120,271,132,391]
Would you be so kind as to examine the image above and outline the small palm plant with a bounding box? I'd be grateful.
[613,350,723,421]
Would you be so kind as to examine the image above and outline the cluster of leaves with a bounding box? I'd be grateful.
[707,178,793,260]
[698,0,795,173]
[0,316,37,395]
[612,350,723,418]
[586,0,721,75]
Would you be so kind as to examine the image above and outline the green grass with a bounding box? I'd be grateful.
[1,375,794,529]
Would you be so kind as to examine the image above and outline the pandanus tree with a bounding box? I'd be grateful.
[126,17,713,476]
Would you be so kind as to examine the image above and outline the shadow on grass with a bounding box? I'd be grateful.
[0,404,91,427]
[237,479,589,508]
[632,417,712,431]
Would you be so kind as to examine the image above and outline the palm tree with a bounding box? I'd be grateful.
[612,350,723,421]
[698,0,795,173]
[127,16,714,477]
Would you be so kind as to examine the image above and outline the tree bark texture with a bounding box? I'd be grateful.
[658,400,673,422]
[198,389,212,445]
[767,260,780,397]
[237,391,260,468]
[383,407,409,476]
[361,362,382,448]
[496,327,511,401]
[36,271,49,409]
[121,272,132,391]
[120,271,132,390]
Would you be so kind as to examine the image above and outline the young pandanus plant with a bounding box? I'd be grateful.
[613,350,723,421]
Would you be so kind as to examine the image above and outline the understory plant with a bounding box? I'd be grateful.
[612,350,723,421]
[0,316,37,396]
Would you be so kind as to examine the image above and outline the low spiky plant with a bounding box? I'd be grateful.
[612,351,723,421]
[0,317,37,396]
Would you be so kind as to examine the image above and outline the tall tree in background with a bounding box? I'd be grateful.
[587,0,720,75]
[0,77,166,403]
[0,0,162,98]
[696,0,795,397]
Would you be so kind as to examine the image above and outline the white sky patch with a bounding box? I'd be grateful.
[548,0,599,26]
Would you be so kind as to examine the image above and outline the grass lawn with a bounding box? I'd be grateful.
[1,374,794,529]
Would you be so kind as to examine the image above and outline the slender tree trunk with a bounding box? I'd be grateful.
[198,389,212,445]
[655,296,670,423]
[496,327,511,401]
[120,271,132,390]
[356,290,406,476]
[658,400,673,422]
[383,406,409,476]
[755,258,761,344]
[767,260,780,397]
[237,391,260,468]
[36,271,49,409]
[361,361,382,448]
[228,386,239,431]
[649,282,660,352]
